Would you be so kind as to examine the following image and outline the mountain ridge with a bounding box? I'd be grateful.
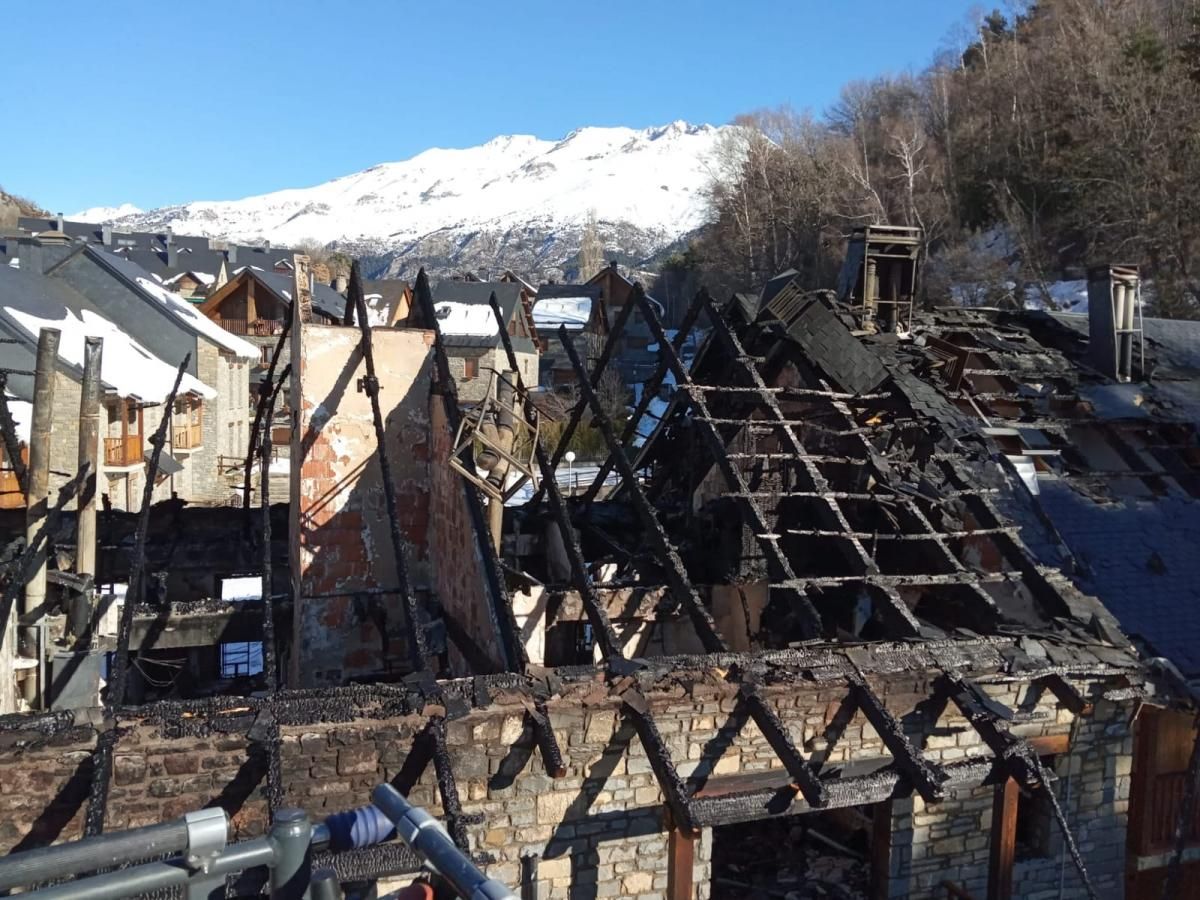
[71,121,727,281]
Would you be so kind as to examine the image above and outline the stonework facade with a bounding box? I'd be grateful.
[0,659,1135,900]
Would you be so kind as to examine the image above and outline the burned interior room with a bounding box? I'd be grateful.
[0,238,1192,900]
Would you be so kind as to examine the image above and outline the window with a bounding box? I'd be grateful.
[260,345,272,366]
[464,357,479,379]
[1015,758,1058,860]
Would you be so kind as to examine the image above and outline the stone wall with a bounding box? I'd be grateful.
[0,664,1133,900]
[448,348,538,404]
[288,324,436,687]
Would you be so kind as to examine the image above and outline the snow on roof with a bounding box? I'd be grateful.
[5,396,30,444]
[3,306,216,402]
[533,296,591,329]
[164,271,215,288]
[362,293,391,327]
[134,277,258,359]
[434,301,498,337]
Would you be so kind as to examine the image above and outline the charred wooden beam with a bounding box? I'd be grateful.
[489,294,621,658]
[536,280,641,502]
[1037,674,1091,716]
[352,289,427,670]
[559,326,726,654]
[259,365,289,692]
[242,316,291,514]
[987,775,1019,900]
[622,691,699,834]
[849,672,948,803]
[582,290,707,505]
[413,271,526,674]
[429,717,471,851]
[529,701,567,778]
[738,684,825,807]
[638,291,824,638]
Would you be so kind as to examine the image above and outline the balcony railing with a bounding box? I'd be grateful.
[218,318,285,337]
[104,435,143,468]
[173,423,204,450]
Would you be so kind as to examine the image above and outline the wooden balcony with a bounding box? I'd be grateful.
[104,435,143,468]
[0,445,26,509]
[218,318,285,337]
[173,423,204,452]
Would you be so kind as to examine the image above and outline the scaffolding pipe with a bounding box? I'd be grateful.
[22,327,60,705]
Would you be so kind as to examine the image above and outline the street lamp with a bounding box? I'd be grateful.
[564,450,576,496]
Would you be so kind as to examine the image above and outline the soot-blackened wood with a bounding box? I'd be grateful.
[533,281,641,506]
[987,775,1019,900]
[242,317,291,514]
[849,673,948,803]
[489,294,620,658]
[622,693,699,834]
[638,291,825,638]
[260,365,289,693]
[352,290,427,670]
[666,817,696,900]
[580,290,706,506]
[739,684,825,807]
[429,717,470,850]
[529,701,567,778]
[559,325,726,654]
[415,271,526,674]
[1161,716,1200,900]
[108,355,190,710]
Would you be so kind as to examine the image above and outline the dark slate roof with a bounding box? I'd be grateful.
[246,268,348,322]
[1036,479,1200,674]
[432,280,535,351]
[535,283,602,300]
[781,296,889,395]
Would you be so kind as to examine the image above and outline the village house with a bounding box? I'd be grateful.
[11,236,257,505]
[0,261,217,511]
[363,278,415,326]
[426,279,538,404]
[587,260,666,384]
[531,282,608,388]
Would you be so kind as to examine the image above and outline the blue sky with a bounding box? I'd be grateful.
[5,0,981,213]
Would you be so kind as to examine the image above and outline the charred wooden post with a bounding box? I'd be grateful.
[243,316,291,513]
[534,282,641,504]
[941,674,1098,900]
[22,327,60,706]
[71,336,102,643]
[637,291,825,637]
[260,364,290,692]
[579,290,706,506]
[477,369,517,551]
[414,271,526,674]
[1162,717,1200,900]
[738,683,825,807]
[488,294,621,658]
[558,325,726,653]
[108,355,191,710]
[351,289,427,671]
[529,701,566,778]
[987,775,1019,900]
[429,717,470,851]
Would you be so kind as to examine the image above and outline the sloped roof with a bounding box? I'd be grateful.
[431,281,534,350]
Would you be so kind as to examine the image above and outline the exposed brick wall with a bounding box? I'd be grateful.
[289,324,436,687]
[427,395,506,674]
[0,667,1134,900]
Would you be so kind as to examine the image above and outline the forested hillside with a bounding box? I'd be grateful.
[682,0,1200,318]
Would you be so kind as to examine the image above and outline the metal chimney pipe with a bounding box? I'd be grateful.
[23,328,60,706]
[72,337,103,642]
[1120,276,1138,380]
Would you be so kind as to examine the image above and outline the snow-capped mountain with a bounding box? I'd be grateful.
[72,203,143,222]
[78,121,729,280]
